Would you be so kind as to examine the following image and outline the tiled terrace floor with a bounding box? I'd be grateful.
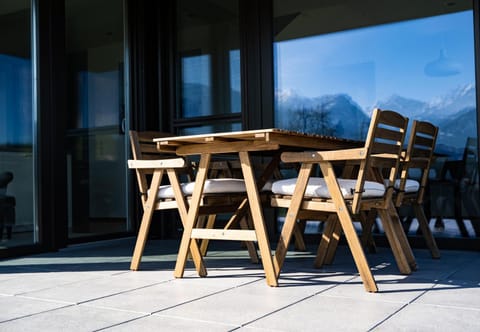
[0,237,479,331]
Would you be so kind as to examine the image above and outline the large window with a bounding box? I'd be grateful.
[175,0,241,134]
[65,0,127,239]
[274,0,479,238]
[0,1,34,247]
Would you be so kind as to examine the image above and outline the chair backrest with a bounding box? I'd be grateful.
[129,130,174,160]
[395,120,438,206]
[129,130,181,205]
[129,130,244,202]
[352,108,409,212]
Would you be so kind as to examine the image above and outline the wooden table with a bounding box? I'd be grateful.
[154,128,361,286]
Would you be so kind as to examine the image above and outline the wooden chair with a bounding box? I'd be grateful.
[128,130,257,272]
[271,108,412,292]
[394,120,440,258]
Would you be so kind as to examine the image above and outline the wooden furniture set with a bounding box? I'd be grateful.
[127,109,440,292]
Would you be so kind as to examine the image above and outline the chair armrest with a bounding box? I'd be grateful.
[281,148,368,163]
[128,158,186,169]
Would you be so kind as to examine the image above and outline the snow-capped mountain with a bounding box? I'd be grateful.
[373,83,476,153]
[423,83,476,120]
[181,82,475,156]
[275,91,369,140]
[276,83,476,156]
[371,95,427,120]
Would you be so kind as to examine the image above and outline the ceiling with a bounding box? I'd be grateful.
[274,0,473,41]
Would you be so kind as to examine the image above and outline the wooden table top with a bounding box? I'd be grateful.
[154,128,362,155]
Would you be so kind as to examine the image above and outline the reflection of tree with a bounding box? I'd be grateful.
[359,119,370,139]
[290,104,336,136]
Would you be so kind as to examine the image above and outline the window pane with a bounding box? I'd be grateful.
[176,0,241,119]
[65,0,127,239]
[179,122,241,136]
[0,1,34,247]
[273,1,479,238]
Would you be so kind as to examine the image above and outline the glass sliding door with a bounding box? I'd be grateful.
[65,0,127,239]
[175,0,242,134]
[0,1,34,247]
[273,0,479,239]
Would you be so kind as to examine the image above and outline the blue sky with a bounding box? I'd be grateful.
[274,10,475,109]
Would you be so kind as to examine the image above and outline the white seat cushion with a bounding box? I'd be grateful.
[154,178,246,199]
[271,177,385,199]
[393,179,420,193]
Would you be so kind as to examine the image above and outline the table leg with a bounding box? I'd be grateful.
[239,151,278,287]
[174,153,211,278]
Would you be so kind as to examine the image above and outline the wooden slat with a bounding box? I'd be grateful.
[379,109,409,128]
[371,141,402,155]
[413,135,434,148]
[127,158,185,169]
[406,158,429,168]
[415,121,437,135]
[176,141,279,155]
[191,228,257,241]
[281,148,367,163]
[375,127,405,142]
[140,145,160,154]
[270,196,337,212]
[410,148,432,158]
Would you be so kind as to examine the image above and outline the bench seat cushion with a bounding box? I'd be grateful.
[271,177,385,199]
[154,178,246,199]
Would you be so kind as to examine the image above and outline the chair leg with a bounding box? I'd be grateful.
[377,208,412,275]
[360,210,377,253]
[314,215,338,268]
[336,211,378,293]
[388,205,417,271]
[319,162,377,292]
[239,216,260,263]
[293,220,307,251]
[130,172,163,271]
[199,215,217,256]
[323,216,342,265]
[413,203,440,259]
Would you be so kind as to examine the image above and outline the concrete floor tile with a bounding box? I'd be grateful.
[84,272,264,314]
[415,281,480,309]
[0,271,106,296]
[19,272,171,304]
[321,275,437,303]
[0,295,70,323]
[247,293,404,332]
[373,302,480,331]
[156,275,349,326]
[0,304,144,331]
[103,314,237,332]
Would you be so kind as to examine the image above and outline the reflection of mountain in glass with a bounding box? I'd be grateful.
[276,92,369,140]
[276,84,476,158]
